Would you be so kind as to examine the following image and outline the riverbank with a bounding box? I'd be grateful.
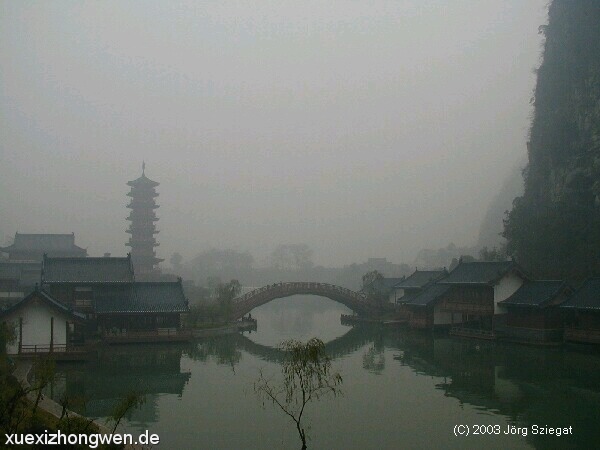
[191,319,257,338]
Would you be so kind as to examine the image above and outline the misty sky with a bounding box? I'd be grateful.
[1,1,547,267]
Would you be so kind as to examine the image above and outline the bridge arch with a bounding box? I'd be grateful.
[231,282,373,320]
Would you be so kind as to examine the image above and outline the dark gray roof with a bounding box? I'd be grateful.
[0,288,86,320]
[95,281,189,314]
[561,279,600,311]
[127,173,159,187]
[43,256,134,283]
[405,283,452,307]
[0,261,42,288]
[394,270,447,289]
[500,281,568,308]
[439,261,523,285]
[370,278,406,293]
[1,233,85,252]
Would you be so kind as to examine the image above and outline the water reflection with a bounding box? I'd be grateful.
[45,296,600,449]
[386,330,600,449]
[244,294,353,346]
[49,345,191,425]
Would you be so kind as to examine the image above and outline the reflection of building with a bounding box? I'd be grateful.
[51,345,191,420]
[126,165,163,277]
[0,232,87,261]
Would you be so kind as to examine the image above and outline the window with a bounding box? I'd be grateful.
[74,287,93,309]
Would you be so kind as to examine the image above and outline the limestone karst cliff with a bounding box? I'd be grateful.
[504,0,600,279]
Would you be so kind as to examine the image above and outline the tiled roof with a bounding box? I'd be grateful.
[2,233,85,251]
[43,256,134,283]
[370,278,406,293]
[560,279,600,311]
[439,261,522,285]
[95,281,189,314]
[394,270,447,289]
[0,288,86,320]
[405,283,452,307]
[0,261,42,287]
[500,281,568,307]
[127,173,159,187]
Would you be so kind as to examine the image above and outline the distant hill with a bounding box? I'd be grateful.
[477,160,525,249]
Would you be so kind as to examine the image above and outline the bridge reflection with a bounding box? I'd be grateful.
[234,325,375,363]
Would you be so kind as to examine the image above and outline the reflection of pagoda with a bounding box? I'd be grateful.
[126,163,163,276]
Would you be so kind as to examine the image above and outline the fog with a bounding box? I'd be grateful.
[1,1,547,266]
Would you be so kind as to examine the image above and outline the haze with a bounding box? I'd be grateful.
[0,0,547,266]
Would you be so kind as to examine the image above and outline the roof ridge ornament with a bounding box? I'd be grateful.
[142,161,146,175]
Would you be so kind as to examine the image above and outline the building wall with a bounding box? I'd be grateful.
[48,285,74,306]
[4,301,69,354]
[493,272,524,314]
[433,306,454,325]
[389,288,404,304]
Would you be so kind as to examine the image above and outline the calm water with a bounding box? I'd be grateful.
[49,295,600,449]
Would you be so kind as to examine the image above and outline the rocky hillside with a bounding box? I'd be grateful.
[504,0,600,279]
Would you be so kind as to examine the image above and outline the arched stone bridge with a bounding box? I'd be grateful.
[231,282,375,320]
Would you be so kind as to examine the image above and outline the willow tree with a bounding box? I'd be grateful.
[254,338,343,450]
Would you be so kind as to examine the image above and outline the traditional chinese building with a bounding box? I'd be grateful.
[0,260,42,309]
[0,287,86,356]
[42,254,135,316]
[0,233,87,261]
[561,279,600,344]
[41,255,190,343]
[404,283,457,329]
[126,164,163,277]
[498,280,572,344]
[437,260,528,339]
[97,280,190,343]
[391,269,447,304]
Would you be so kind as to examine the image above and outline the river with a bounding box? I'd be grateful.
[48,295,600,449]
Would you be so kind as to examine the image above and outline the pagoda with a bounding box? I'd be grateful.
[126,163,163,276]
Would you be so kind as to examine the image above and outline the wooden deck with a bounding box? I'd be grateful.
[17,344,93,361]
[102,329,194,344]
[564,327,600,344]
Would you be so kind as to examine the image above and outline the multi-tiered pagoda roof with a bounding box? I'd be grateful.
[126,164,163,275]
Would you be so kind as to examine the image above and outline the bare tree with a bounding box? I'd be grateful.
[254,338,343,450]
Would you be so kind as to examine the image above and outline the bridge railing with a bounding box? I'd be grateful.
[233,282,369,305]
